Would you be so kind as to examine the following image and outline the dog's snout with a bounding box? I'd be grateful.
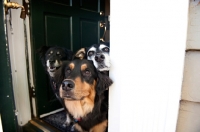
[49,60,55,64]
[95,54,105,62]
[62,80,74,91]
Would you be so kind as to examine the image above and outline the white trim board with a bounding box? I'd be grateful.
[109,1,188,132]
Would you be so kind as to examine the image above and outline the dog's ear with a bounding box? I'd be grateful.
[73,48,86,60]
[96,71,113,95]
[37,46,51,67]
[37,46,51,58]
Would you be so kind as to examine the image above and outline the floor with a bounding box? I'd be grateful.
[23,111,75,132]
[42,111,74,132]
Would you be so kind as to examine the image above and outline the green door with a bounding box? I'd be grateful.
[31,0,105,116]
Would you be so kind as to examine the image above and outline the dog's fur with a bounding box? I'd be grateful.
[37,45,73,126]
[74,42,111,72]
[54,59,113,132]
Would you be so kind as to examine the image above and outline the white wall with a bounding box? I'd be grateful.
[109,1,188,132]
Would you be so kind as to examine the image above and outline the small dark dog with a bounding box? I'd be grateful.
[74,42,111,72]
[54,59,113,132]
[37,46,73,79]
[37,45,73,126]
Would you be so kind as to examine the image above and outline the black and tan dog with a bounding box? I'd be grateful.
[37,45,73,126]
[55,59,113,132]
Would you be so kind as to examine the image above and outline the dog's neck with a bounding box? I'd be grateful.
[64,94,95,119]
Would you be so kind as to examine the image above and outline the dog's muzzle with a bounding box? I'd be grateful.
[49,60,55,64]
[62,80,75,91]
[95,53,105,63]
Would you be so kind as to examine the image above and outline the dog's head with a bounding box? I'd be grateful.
[56,59,113,100]
[74,42,111,72]
[37,46,73,78]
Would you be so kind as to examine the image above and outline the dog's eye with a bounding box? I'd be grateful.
[84,69,91,76]
[66,69,71,74]
[103,47,109,52]
[88,51,94,56]
[56,52,62,56]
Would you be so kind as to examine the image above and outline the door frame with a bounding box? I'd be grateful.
[2,0,32,127]
[0,1,18,131]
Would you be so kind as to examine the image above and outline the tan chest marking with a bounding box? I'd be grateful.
[64,96,95,119]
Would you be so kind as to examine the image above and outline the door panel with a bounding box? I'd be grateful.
[45,14,72,48]
[80,20,99,47]
[31,0,105,116]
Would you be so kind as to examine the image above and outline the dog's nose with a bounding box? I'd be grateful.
[95,54,105,62]
[62,80,74,91]
[49,60,55,64]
